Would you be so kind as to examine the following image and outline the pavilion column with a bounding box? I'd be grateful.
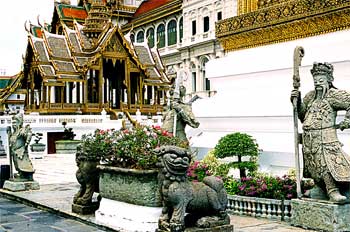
[84,80,88,106]
[66,82,70,103]
[79,82,83,103]
[99,67,103,107]
[50,86,55,103]
[72,82,77,103]
[106,78,109,106]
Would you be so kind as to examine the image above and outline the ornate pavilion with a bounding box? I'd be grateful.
[0,0,171,117]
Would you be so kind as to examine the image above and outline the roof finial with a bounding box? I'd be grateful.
[24,20,30,34]
[37,15,43,28]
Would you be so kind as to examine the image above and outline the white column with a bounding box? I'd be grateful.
[50,86,55,103]
[106,79,109,104]
[72,82,77,103]
[79,82,83,103]
[102,78,105,104]
[66,82,70,103]
[165,21,168,47]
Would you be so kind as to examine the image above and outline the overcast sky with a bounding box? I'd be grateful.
[0,0,78,76]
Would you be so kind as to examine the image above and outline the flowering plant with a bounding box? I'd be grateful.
[187,161,212,182]
[80,125,187,169]
[224,174,296,200]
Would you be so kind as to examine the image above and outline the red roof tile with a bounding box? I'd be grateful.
[62,7,88,19]
[134,0,174,17]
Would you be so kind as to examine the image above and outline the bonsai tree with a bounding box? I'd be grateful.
[33,132,43,144]
[62,121,76,140]
[214,132,259,178]
[30,132,46,152]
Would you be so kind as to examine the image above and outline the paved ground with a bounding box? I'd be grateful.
[0,154,315,232]
[0,197,104,232]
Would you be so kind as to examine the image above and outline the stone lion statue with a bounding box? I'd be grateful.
[155,145,230,232]
[73,144,100,208]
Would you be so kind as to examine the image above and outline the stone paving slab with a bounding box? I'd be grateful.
[0,197,105,232]
[0,154,316,232]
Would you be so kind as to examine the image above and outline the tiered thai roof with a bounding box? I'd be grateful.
[54,3,88,24]
[0,1,171,107]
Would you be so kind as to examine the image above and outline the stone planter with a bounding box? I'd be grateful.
[30,143,46,152]
[97,165,161,207]
[96,165,162,232]
[55,140,81,154]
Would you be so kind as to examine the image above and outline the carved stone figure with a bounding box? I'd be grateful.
[7,113,34,181]
[291,62,350,204]
[155,145,231,232]
[72,144,100,214]
[162,86,200,144]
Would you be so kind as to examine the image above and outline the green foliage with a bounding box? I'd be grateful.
[224,172,315,200]
[187,161,212,182]
[201,150,231,179]
[213,132,259,178]
[224,174,296,200]
[214,132,259,158]
[80,125,187,169]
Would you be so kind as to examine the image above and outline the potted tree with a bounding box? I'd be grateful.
[30,132,45,152]
[214,132,259,178]
[55,122,81,154]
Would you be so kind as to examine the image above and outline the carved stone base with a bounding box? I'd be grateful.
[291,198,350,232]
[72,202,99,215]
[156,225,234,232]
[95,197,162,232]
[185,225,234,232]
[3,180,40,192]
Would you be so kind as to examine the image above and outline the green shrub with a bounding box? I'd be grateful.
[224,174,296,200]
[186,161,212,182]
[80,125,187,169]
[201,150,231,180]
[224,172,315,200]
[214,132,259,178]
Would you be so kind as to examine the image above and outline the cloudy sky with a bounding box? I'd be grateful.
[0,0,78,76]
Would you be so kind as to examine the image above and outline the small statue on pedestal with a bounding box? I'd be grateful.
[3,113,39,191]
[155,145,232,232]
[162,83,200,145]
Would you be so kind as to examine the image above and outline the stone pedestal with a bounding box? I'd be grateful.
[3,180,40,191]
[55,140,81,154]
[184,225,234,232]
[291,198,350,232]
[72,202,99,215]
[95,198,162,232]
[157,225,234,232]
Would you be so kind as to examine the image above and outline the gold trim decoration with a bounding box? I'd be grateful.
[216,0,350,51]
[238,0,258,15]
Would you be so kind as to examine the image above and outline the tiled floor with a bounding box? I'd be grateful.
[0,197,104,232]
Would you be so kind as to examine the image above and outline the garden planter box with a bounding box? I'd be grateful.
[227,194,292,221]
[97,165,162,207]
[55,140,81,154]
[30,143,46,152]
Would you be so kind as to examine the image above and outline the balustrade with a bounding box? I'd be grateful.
[227,195,291,221]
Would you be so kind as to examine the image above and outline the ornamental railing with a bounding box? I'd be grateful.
[227,195,291,221]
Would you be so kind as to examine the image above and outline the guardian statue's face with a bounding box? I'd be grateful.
[313,74,329,98]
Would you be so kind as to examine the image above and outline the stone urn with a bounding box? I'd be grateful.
[95,165,162,232]
[97,165,161,207]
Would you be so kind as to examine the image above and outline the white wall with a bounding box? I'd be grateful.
[188,29,350,174]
